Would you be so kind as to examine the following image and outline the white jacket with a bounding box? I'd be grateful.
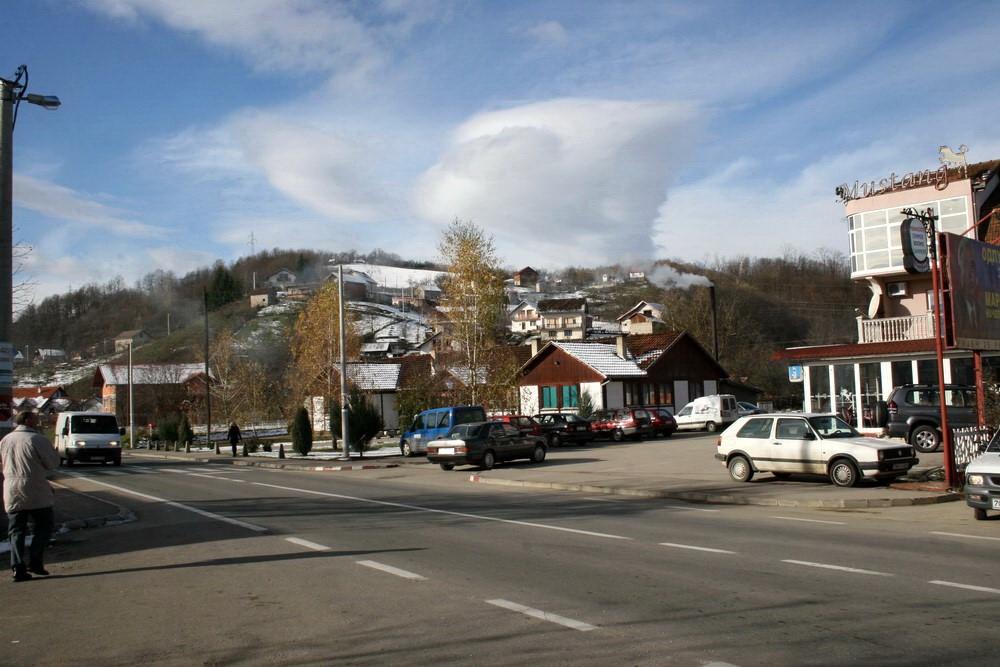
[1,425,60,512]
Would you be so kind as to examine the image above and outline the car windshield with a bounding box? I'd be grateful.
[985,432,1000,453]
[70,415,119,434]
[449,423,486,439]
[808,416,859,438]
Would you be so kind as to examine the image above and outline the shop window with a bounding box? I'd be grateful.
[834,364,856,425]
[810,365,831,413]
[859,362,882,427]
[917,359,938,385]
[891,360,913,387]
[950,357,974,386]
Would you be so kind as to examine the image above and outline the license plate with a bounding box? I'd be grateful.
[992,498,1000,510]
[892,463,909,470]
[438,447,455,456]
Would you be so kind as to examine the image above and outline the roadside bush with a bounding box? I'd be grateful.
[290,406,313,456]
[158,415,179,444]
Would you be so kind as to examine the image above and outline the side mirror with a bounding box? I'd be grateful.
[61,426,69,436]
[803,432,816,440]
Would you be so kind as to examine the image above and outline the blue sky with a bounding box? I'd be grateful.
[5,0,1000,303]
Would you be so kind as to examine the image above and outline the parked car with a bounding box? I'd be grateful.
[737,401,766,416]
[716,413,918,487]
[590,408,653,441]
[885,384,978,453]
[425,421,547,470]
[674,394,739,432]
[490,414,544,438]
[400,406,487,456]
[534,413,593,447]
[646,408,677,438]
[964,432,1000,520]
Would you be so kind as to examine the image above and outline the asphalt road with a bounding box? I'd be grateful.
[5,456,1000,666]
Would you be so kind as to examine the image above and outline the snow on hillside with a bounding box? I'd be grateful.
[342,263,447,287]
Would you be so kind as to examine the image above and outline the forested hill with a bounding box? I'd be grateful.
[11,247,439,357]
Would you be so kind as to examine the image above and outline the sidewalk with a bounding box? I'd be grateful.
[131,436,960,509]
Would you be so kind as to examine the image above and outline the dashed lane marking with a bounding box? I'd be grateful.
[486,599,597,632]
[659,542,736,554]
[930,531,1000,542]
[781,560,892,576]
[251,481,632,541]
[65,474,268,532]
[929,580,1000,595]
[285,537,331,551]
[99,470,128,476]
[771,516,846,525]
[357,560,426,580]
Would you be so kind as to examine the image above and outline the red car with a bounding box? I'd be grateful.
[647,408,677,438]
[590,408,653,441]
[490,414,544,438]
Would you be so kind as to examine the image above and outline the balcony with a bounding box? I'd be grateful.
[857,313,935,344]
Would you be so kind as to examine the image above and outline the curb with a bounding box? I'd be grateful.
[466,474,962,508]
[50,481,137,532]
[128,452,400,472]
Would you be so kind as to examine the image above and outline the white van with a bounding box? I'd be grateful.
[54,411,124,466]
[674,394,739,433]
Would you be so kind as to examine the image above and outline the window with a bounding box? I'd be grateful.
[436,412,450,428]
[541,386,558,409]
[809,365,831,413]
[917,359,938,385]
[776,418,811,440]
[561,385,579,408]
[688,381,704,400]
[950,357,974,386]
[737,418,773,439]
[891,360,913,387]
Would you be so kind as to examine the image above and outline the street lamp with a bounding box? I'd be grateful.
[0,65,60,433]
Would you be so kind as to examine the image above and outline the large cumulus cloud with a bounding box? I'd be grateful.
[414,99,701,266]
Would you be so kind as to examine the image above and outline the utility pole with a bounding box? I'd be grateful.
[0,65,60,434]
[128,342,134,450]
[339,264,350,460]
[204,288,216,454]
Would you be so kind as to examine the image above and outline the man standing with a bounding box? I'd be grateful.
[1,411,60,582]
[227,421,242,457]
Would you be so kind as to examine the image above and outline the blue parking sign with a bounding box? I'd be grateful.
[788,365,803,383]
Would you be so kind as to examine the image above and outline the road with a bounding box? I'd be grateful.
[4,452,999,666]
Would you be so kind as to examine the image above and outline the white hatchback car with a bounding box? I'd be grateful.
[716,413,918,487]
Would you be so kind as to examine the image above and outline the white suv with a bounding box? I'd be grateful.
[716,413,918,487]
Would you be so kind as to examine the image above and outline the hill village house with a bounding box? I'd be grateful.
[775,150,1000,432]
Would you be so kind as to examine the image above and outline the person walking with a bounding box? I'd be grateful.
[1,411,60,582]
[227,421,242,457]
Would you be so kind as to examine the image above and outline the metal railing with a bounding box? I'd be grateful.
[857,313,935,343]
[953,425,995,472]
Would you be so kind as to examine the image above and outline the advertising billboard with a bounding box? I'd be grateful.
[946,233,1000,350]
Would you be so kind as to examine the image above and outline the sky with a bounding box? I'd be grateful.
[4,0,1000,304]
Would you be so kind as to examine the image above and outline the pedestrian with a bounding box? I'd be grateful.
[227,421,242,457]
[1,411,60,582]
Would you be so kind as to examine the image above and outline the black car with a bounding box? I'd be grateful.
[885,384,978,452]
[425,421,547,470]
[534,413,593,447]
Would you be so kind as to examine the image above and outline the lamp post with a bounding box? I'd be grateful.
[0,65,59,434]
[901,206,956,488]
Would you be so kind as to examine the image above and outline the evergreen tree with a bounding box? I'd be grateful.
[331,385,385,453]
[178,414,193,446]
[290,406,313,456]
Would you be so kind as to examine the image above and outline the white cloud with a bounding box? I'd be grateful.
[81,0,442,87]
[414,98,702,266]
[524,20,568,47]
[14,174,164,238]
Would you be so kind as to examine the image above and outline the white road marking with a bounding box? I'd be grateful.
[781,560,892,576]
[357,560,426,580]
[285,537,331,552]
[582,496,623,502]
[162,468,188,474]
[223,478,247,484]
[65,474,268,532]
[128,468,159,474]
[251,482,632,541]
[486,599,597,632]
[662,504,720,513]
[659,542,736,554]
[929,580,1000,595]
[186,473,231,481]
[930,531,1000,542]
[100,470,128,476]
[771,516,846,525]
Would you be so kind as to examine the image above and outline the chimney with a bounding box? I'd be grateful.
[529,337,540,357]
[615,335,627,359]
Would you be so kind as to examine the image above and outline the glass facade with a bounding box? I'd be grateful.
[859,363,882,427]
[809,366,831,413]
[891,360,913,387]
[834,364,855,423]
[848,196,968,275]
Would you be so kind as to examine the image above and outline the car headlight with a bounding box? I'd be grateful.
[74,440,87,446]
[967,474,985,486]
[109,441,119,447]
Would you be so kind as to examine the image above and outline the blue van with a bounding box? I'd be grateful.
[400,406,487,456]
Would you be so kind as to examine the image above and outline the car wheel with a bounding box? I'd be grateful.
[829,458,860,487]
[532,445,546,463]
[706,421,718,433]
[772,472,791,480]
[65,456,75,467]
[439,462,454,471]
[550,433,561,448]
[401,440,413,457]
[113,455,122,467]
[481,450,496,470]
[974,508,988,521]
[910,425,941,453]
[612,429,624,442]
[728,455,754,482]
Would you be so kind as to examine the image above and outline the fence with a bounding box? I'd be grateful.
[953,425,995,472]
